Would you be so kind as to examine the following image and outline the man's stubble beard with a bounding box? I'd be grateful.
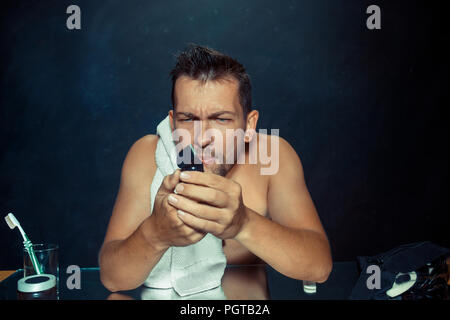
[203,136,247,177]
[204,162,234,177]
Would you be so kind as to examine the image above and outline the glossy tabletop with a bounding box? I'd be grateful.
[0,262,359,300]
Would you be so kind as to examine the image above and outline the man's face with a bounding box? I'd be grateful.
[170,75,246,176]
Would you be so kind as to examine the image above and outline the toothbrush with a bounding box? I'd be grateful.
[4,213,43,275]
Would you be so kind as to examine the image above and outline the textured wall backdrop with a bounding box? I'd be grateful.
[1,0,449,270]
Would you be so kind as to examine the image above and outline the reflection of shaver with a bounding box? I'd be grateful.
[177,144,204,172]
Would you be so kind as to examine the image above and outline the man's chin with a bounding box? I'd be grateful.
[204,163,234,177]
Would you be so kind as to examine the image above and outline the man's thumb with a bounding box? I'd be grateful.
[160,170,181,193]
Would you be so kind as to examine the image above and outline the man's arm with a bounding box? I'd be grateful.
[170,136,332,283]
[98,135,166,292]
[236,137,332,282]
[99,135,207,292]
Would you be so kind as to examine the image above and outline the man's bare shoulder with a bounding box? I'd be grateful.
[253,133,303,177]
[277,136,302,165]
[121,134,159,182]
[133,134,159,151]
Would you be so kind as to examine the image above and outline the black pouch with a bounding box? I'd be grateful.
[349,241,450,300]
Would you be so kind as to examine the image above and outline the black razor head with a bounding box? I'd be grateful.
[177,144,204,172]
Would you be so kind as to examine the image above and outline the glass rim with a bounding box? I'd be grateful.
[22,243,58,253]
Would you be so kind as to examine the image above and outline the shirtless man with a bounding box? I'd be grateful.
[99,45,332,292]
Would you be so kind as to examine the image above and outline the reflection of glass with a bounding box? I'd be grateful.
[23,244,59,295]
[17,274,57,300]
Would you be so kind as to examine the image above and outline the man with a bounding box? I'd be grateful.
[99,44,332,292]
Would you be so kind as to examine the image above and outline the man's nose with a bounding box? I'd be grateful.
[193,120,214,148]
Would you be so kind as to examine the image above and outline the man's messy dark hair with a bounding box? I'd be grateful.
[170,44,252,117]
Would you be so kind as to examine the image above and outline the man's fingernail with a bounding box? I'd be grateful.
[177,210,185,216]
[168,194,178,203]
[175,184,184,192]
[180,172,190,179]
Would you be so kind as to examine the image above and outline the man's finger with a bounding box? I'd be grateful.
[167,193,224,223]
[160,170,181,193]
[178,171,230,190]
[177,210,222,235]
[175,183,228,208]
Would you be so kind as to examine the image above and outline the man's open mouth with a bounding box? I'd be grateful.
[199,155,216,165]
[196,147,217,165]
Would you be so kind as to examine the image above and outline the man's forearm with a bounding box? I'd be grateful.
[235,207,332,283]
[99,218,168,292]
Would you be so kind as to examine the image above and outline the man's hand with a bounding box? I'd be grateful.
[166,171,249,240]
[147,170,207,250]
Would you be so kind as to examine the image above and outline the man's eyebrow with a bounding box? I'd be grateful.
[175,112,198,118]
[175,111,236,118]
[208,111,236,118]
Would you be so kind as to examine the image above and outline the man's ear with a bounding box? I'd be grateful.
[245,109,259,142]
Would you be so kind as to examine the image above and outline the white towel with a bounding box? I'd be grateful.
[144,116,227,296]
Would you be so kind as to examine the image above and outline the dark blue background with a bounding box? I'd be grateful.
[1,1,449,270]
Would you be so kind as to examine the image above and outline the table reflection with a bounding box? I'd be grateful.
[107,264,269,300]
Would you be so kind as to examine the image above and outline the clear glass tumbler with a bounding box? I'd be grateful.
[23,243,59,294]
